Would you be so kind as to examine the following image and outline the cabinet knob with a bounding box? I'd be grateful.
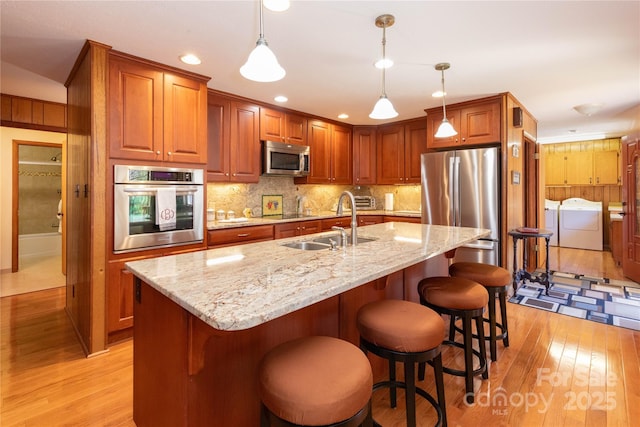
[225,173,229,176]
[167,151,172,156]
[233,173,236,177]
[156,151,161,155]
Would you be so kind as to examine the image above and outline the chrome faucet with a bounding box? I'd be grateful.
[336,190,358,245]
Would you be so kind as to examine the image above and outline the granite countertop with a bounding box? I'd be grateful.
[126,222,489,331]
[207,209,422,230]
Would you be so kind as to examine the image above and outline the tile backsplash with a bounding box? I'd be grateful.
[206,177,421,217]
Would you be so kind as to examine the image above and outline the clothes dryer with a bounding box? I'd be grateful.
[558,198,603,251]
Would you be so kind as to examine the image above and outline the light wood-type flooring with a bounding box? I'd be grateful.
[1,247,638,426]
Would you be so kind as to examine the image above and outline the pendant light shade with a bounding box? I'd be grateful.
[434,62,457,138]
[369,14,398,120]
[240,0,285,82]
[370,95,398,119]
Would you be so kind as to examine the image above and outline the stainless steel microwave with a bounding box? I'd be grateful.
[262,140,310,176]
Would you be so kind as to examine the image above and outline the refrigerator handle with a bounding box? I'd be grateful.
[448,156,456,226]
[454,156,461,226]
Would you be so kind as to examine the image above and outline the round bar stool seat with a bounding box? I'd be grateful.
[418,276,489,404]
[449,262,511,361]
[258,336,373,427]
[357,299,447,427]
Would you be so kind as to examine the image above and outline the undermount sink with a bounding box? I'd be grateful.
[282,241,331,251]
[281,234,378,251]
[312,234,377,246]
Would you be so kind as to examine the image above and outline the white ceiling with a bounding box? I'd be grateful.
[1,0,639,143]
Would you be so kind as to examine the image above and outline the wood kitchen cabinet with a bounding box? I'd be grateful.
[376,119,426,184]
[296,119,352,184]
[544,149,619,185]
[274,220,322,238]
[321,217,353,231]
[207,225,274,248]
[357,215,383,226]
[260,107,307,145]
[109,53,208,163]
[207,93,261,183]
[0,93,67,132]
[107,245,203,343]
[594,151,620,185]
[426,98,501,149]
[384,215,421,223]
[353,126,377,185]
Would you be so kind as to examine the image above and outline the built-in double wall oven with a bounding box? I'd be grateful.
[113,165,204,253]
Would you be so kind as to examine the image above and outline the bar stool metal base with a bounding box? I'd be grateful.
[360,337,446,427]
[449,285,509,362]
[420,302,488,404]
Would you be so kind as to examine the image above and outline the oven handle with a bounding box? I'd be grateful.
[120,186,201,195]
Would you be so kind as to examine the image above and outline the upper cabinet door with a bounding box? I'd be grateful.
[109,57,164,161]
[376,124,405,184]
[260,107,285,142]
[306,120,332,183]
[404,119,427,183]
[163,73,208,164]
[229,101,261,182]
[331,124,352,184]
[284,113,308,145]
[207,94,231,181]
[353,126,377,185]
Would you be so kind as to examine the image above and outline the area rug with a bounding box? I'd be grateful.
[509,270,640,331]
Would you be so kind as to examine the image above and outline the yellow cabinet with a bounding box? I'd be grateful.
[545,149,619,186]
[566,151,593,185]
[594,151,620,185]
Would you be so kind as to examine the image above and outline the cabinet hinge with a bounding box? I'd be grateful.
[534,153,540,160]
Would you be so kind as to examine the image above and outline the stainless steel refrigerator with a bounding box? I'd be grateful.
[421,147,500,265]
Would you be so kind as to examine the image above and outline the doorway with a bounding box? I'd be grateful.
[7,140,66,295]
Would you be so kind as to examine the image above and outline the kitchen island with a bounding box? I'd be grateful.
[126,222,489,427]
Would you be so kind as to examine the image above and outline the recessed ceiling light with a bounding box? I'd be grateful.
[374,58,394,69]
[274,95,288,103]
[338,113,349,119]
[431,90,446,98]
[264,0,290,12]
[180,54,201,65]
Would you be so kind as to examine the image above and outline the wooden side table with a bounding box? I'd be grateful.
[508,228,553,294]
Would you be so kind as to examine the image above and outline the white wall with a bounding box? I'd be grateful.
[0,126,66,271]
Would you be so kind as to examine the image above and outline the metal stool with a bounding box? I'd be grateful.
[418,276,489,404]
[449,262,510,361]
[258,336,374,427]
[357,299,447,427]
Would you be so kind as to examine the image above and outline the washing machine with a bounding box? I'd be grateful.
[544,199,560,246]
[558,198,603,250]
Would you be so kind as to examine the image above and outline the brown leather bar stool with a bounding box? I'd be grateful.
[258,336,373,427]
[418,276,489,404]
[449,262,511,361]
[356,299,447,427]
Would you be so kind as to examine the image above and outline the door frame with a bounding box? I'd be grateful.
[523,132,541,269]
[622,133,640,281]
[11,140,66,273]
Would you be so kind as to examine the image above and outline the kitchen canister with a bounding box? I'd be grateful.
[207,208,215,222]
[227,210,235,219]
[216,209,226,221]
[384,193,394,211]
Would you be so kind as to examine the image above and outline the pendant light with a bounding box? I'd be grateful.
[240,0,286,82]
[434,62,457,138]
[369,14,398,120]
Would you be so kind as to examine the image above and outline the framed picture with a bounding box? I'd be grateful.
[262,195,283,216]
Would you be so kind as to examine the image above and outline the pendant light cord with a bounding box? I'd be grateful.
[259,0,265,39]
[440,69,447,118]
[381,25,387,96]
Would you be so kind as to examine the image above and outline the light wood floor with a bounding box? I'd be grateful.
[1,247,638,426]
